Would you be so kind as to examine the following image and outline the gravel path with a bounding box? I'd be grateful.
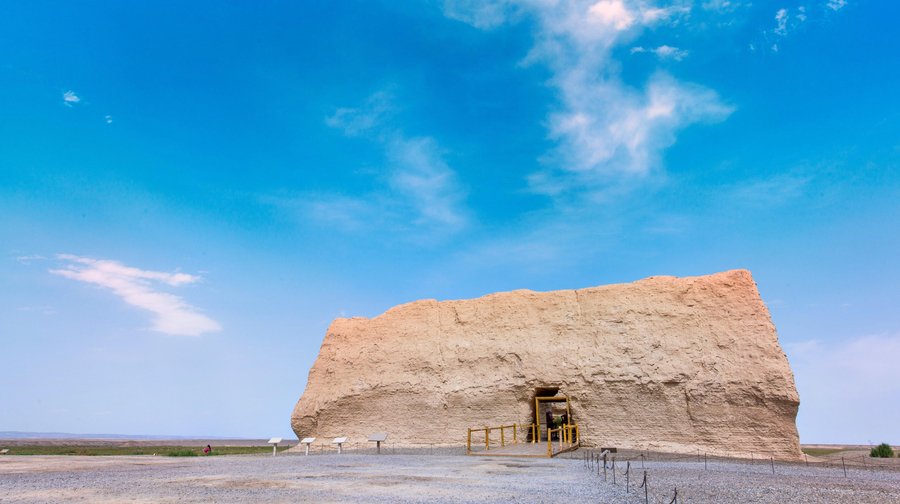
[1,452,898,503]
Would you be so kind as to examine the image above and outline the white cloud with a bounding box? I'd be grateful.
[17,306,56,315]
[388,137,467,228]
[536,72,732,192]
[15,255,46,264]
[725,172,811,206]
[786,333,900,443]
[640,4,691,24]
[701,0,743,12]
[654,45,689,60]
[826,0,847,11]
[63,91,80,107]
[443,1,730,198]
[633,45,689,60]
[105,115,113,124]
[588,0,636,31]
[774,8,788,35]
[324,91,393,137]
[319,91,468,233]
[442,0,515,28]
[269,193,381,232]
[772,7,807,38]
[49,255,220,336]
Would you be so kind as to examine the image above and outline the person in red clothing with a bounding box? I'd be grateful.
[203,445,211,454]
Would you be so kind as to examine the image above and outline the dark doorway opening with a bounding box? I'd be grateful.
[530,388,570,442]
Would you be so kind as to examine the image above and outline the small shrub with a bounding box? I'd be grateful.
[166,449,198,457]
[870,443,894,458]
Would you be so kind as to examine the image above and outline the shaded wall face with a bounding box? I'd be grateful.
[292,271,801,459]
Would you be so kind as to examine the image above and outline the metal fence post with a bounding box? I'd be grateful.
[842,457,847,477]
[626,461,630,493]
[643,471,648,504]
[704,452,707,471]
[771,457,775,475]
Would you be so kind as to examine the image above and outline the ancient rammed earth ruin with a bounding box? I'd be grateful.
[292,270,801,459]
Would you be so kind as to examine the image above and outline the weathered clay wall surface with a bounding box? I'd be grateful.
[291,270,801,459]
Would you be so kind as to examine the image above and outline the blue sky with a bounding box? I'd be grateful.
[1,0,897,444]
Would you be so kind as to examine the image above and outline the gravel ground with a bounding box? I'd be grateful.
[1,451,898,503]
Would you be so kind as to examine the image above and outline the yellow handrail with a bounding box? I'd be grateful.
[467,423,536,453]
[468,423,578,456]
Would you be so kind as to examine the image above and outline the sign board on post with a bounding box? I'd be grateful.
[332,437,348,454]
[300,437,316,456]
[368,433,388,454]
[268,437,283,457]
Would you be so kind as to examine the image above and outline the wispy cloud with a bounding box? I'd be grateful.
[761,3,855,52]
[773,7,808,36]
[443,1,731,199]
[324,91,394,137]
[17,306,56,315]
[441,0,514,29]
[263,192,387,233]
[15,254,46,264]
[63,90,80,107]
[701,0,746,13]
[725,172,812,206]
[309,91,468,233]
[105,115,113,124]
[774,8,789,35]
[387,136,466,228]
[632,45,690,61]
[49,255,220,336]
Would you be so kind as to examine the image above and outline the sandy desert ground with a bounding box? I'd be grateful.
[1,448,899,504]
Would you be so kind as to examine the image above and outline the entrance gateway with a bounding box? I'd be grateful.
[535,395,570,442]
[466,391,580,458]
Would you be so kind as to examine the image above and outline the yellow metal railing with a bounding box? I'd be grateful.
[546,424,579,456]
[467,422,578,456]
[467,423,537,454]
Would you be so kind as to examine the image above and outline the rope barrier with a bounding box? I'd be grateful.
[584,445,900,504]
[647,477,674,504]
